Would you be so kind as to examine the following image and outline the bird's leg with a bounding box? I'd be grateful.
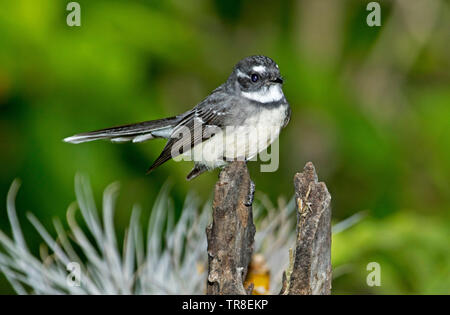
[186,164,208,181]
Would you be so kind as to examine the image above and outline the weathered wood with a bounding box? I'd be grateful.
[206,161,331,295]
[280,162,332,295]
[206,161,256,295]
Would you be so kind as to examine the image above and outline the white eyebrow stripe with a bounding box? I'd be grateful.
[236,69,249,78]
[252,65,266,73]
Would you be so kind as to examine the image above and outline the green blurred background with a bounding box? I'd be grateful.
[0,0,449,294]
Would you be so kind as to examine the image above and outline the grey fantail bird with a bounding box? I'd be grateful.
[64,55,291,180]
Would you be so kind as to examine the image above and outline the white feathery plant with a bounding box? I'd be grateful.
[0,176,364,294]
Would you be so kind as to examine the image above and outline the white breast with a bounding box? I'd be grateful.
[185,104,287,169]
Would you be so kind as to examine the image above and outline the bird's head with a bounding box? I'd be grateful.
[229,55,285,103]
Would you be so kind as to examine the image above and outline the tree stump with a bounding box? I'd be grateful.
[206,162,256,295]
[206,161,332,295]
[280,162,332,295]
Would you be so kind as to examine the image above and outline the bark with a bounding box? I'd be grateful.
[206,161,256,295]
[280,162,332,295]
[205,161,331,295]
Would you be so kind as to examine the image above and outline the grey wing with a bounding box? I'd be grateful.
[282,104,291,128]
[146,89,236,173]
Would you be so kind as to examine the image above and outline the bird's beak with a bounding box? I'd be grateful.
[270,77,283,84]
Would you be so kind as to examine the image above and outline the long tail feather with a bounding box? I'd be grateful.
[63,116,179,144]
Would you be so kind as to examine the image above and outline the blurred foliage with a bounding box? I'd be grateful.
[0,0,449,294]
[333,211,450,294]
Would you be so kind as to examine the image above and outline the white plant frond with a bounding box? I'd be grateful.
[0,177,363,294]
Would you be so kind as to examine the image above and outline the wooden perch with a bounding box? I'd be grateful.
[206,161,331,295]
[280,162,332,295]
[206,161,256,295]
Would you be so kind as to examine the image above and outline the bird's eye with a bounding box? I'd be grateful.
[251,74,259,83]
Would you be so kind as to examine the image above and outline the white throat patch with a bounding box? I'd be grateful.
[241,84,284,103]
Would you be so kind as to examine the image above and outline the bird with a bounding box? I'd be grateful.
[64,55,291,180]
